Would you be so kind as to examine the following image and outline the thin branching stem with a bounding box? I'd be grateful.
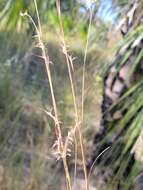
[21,1,72,189]
[56,1,89,190]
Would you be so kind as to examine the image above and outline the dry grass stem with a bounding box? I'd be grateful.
[81,6,93,123]
[21,0,72,189]
[56,1,90,190]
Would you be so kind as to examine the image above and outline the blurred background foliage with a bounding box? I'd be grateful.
[0,0,141,190]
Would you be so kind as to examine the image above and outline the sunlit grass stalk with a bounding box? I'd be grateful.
[33,1,72,189]
[81,6,93,122]
[81,5,95,185]
[56,1,89,189]
[21,0,72,189]
[56,0,78,183]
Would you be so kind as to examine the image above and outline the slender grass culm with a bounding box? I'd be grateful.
[56,1,91,190]
[20,1,96,190]
[20,0,72,190]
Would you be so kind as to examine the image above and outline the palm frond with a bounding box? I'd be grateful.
[98,21,143,189]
